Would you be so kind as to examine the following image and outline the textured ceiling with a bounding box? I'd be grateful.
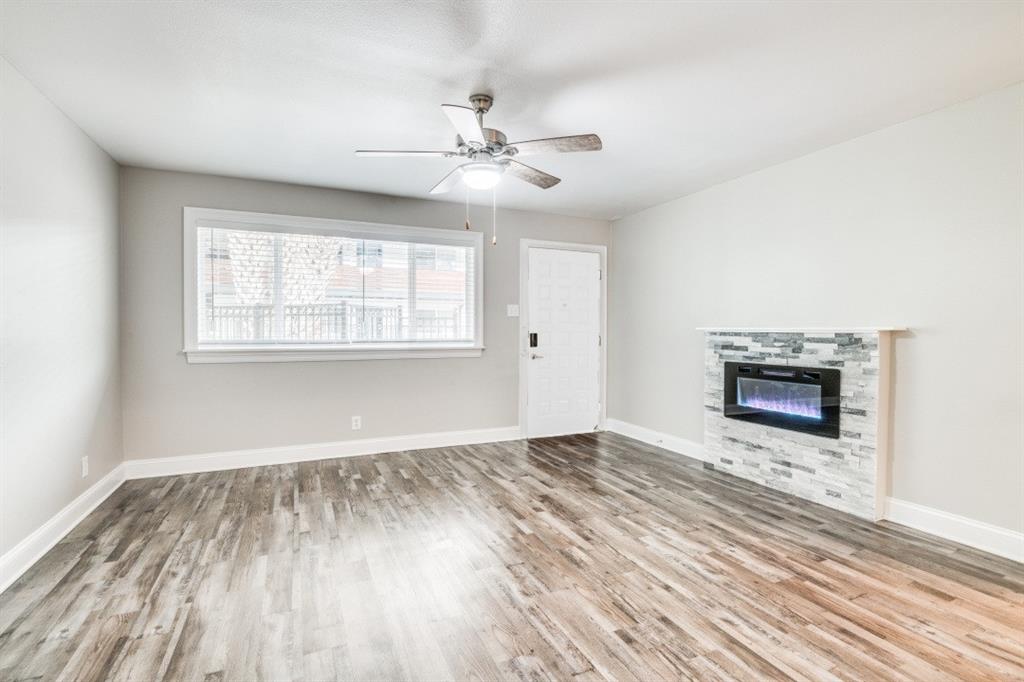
[2,1,1022,220]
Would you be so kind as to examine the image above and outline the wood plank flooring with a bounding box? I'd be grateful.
[1,432,1021,681]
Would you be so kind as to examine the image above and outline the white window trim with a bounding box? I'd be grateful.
[182,207,484,363]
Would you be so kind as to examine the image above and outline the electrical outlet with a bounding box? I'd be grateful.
[81,456,89,478]
[351,416,362,431]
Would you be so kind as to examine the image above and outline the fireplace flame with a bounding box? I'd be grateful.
[739,395,823,419]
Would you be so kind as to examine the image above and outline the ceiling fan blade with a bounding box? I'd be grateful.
[355,150,455,157]
[509,134,602,155]
[441,104,485,145]
[429,166,465,194]
[506,160,561,189]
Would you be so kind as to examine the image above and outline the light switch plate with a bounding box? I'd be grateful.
[506,304,520,318]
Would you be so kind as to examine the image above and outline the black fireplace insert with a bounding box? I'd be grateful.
[723,361,840,438]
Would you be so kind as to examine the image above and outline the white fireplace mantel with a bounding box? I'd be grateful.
[697,326,907,332]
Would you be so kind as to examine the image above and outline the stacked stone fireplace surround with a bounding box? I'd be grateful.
[703,329,893,521]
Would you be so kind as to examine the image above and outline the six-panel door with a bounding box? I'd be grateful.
[526,247,601,438]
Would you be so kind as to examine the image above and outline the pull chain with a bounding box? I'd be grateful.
[491,187,497,245]
[464,189,471,230]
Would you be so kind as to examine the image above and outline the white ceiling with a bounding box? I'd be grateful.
[2,1,1021,220]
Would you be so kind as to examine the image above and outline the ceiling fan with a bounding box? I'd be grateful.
[355,94,602,194]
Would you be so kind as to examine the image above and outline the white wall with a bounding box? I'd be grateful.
[609,84,1023,532]
[0,58,122,555]
[120,168,609,460]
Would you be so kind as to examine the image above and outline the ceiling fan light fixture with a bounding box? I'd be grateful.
[461,162,504,190]
[356,95,600,194]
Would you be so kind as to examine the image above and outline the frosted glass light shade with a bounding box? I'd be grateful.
[461,163,503,190]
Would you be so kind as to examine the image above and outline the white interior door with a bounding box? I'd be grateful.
[526,247,602,438]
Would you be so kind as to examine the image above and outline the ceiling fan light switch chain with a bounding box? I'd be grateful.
[491,187,497,246]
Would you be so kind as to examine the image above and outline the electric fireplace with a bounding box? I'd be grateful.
[723,362,840,438]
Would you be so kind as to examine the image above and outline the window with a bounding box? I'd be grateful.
[183,208,483,362]
[415,244,459,272]
[357,241,384,269]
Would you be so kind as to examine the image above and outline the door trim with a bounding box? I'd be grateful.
[518,239,607,439]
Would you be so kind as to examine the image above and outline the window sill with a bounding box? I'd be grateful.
[183,345,485,364]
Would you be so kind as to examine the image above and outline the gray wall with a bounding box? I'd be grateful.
[120,168,610,460]
[1,58,122,554]
[608,84,1023,532]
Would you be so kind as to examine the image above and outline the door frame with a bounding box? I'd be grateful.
[518,239,608,439]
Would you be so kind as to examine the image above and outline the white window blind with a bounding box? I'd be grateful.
[184,208,483,362]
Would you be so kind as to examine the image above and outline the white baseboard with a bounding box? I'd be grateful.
[605,418,707,462]
[123,426,523,479]
[0,464,126,594]
[884,497,1023,563]
[605,419,1021,563]
[1,426,522,593]
[6,425,1017,598]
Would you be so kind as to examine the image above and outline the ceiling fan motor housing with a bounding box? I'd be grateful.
[482,128,506,146]
[459,127,512,159]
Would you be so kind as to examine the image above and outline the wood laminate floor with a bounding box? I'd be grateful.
[1,432,1021,681]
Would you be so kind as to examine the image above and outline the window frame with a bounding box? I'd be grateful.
[183,207,484,363]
